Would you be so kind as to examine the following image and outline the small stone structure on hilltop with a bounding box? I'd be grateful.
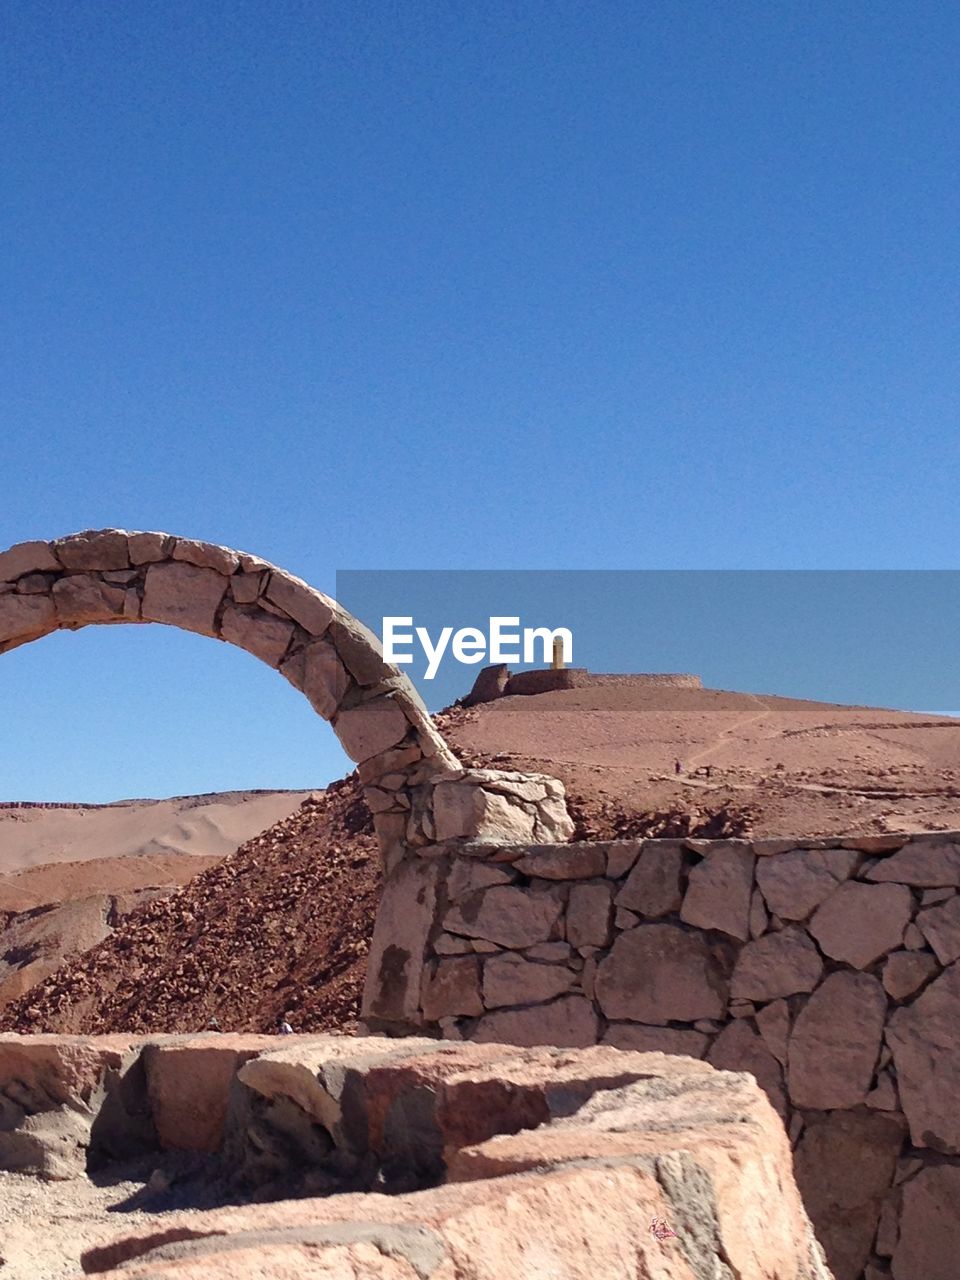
[463,662,702,704]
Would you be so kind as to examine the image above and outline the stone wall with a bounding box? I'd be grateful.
[464,664,701,704]
[362,829,960,1280]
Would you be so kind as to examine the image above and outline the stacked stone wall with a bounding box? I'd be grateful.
[363,828,960,1280]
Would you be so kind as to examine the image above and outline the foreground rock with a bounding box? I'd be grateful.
[0,1033,830,1280]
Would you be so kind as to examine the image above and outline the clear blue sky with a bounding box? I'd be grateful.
[2,2,959,800]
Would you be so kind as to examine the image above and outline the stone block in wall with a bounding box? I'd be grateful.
[865,1068,899,1112]
[865,839,960,887]
[229,570,264,604]
[730,926,823,1002]
[886,962,960,1154]
[707,1019,786,1120]
[755,998,791,1065]
[220,603,294,668]
[433,781,534,844]
[52,574,125,625]
[172,538,240,576]
[361,857,439,1030]
[882,950,939,1000]
[808,881,913,969]
[788,971,887,1110]
[141,561,228,637]
[915,893,960,965]
[600,1023,708,1058]
[755,846,859,920]
[903,923,925,949]
[594,924,727,1024]
[482,953,577,1008]
[328,611,393,685]
[605,841,641,879]
[748,888,768,938]
[334,695,411,762]
[432,772,574,845]
[471,996,598,1048]
[893,1164,960,1280]
[0,539,60,581]
[443,885,565,950]
[263,571,334,637]
[127,531,173,564]
[614,843,684,917]
[525,941,572,962]
[513,845,606,880]
[566,881,614,950]
[447,859,514,900]
[794,1110,906,1280]
[680,844,755,941]
[55,529,130,571]
[421,957,484,1021]
[0,591,56,644]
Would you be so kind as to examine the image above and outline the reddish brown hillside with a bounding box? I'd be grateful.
[1,778,379,1034]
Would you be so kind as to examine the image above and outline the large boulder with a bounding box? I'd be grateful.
[74,1037,830,1280]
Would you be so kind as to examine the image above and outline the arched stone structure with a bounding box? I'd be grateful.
[0,530,574,882]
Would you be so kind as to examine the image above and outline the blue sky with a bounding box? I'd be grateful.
[2,2,959,800]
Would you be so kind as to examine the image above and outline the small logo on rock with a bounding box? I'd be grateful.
[650,1217,679,1242]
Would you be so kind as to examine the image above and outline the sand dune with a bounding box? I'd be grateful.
[0,790,312,879]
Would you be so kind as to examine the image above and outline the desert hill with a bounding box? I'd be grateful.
[6,678,960,1035]
[0,790,311,1018]
[446,680,960,837]
[0,790,311,888]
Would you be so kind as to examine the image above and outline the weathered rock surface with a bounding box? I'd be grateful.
[795,1110,905,1280]
[442,884,565,950]
[613,842,684,916]
[731,926,823,1001]
[808,881,913,968]
[882,950,940,1001]
[887,962,960,1153]
[707,1018,786,1118]
[893,1164,960,1280]
[481,953,576,1008]
[756,847,859,920]
[915,893,960,965]
[595,924,727,1023]
[471,995,599,1047]
[788,972,887,1110]
[21,1034,826,1280]
[865,840,960,886]
[679,844,755,940]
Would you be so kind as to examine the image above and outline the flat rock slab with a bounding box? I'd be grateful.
[55,1034,829,1280]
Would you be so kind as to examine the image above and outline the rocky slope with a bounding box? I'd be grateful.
[0,779,380,1035]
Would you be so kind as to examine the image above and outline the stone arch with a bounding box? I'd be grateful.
[1,528,573,876]
[0,528,465,862]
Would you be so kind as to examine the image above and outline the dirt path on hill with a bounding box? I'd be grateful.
[684,694,773,769]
